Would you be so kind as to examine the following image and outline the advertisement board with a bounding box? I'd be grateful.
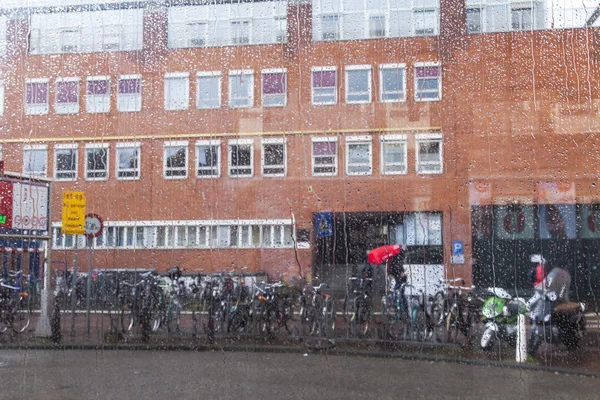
[0,178,50,235]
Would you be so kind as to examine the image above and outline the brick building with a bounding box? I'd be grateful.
[1,0,600,299]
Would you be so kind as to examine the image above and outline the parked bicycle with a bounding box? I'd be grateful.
[0,270,32,334]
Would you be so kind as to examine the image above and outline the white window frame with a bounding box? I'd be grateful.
[25,78,49,115]
[55,77,80,115]
[261,138,286,177]
[86,76,111,114]
[230,20,252,45]
[228,139,254,178]
[367,13,386,39]
[261,68,287,108]
[311,66,337,106]
[196,139,221,179]
[23,144,48,177]
[197,71,222,109]
[415,133,443,175]
[54,143,78,181]
[164,72,190,111]
[187,22,208,47]
[414,61,442,102]
[345,136,372,176]
[380,134,408,176]
[116,142,141,181]
[311,136,338,177]
[379,63,407,103]
[163,140,189,180]
[345,65,372,104]
[84,143,110,181]
[60,28,80,53]
[228,70,254,109]
[413,8,437,36]
[320,14,340,41]
[117,74,142,112]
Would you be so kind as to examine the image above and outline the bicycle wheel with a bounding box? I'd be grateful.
[444,304,461,343]
[120,304,135,333]
[356,298,371,337]
[323,297,336,339]
[381,296,402,341]
[12,294,32,333]
[343,295,357,337]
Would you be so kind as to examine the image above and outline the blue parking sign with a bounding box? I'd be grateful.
[314,212,333,238]
[452,241,463,255]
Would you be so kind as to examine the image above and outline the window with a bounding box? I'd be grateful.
[512,8,532,31]
[229,139,254,177]
[380,64,406,102]
[164,141,188,179]
[86,77,110,113]
[414,9,436,35]
[405,213,443,246]
[346,136,372,176]
[231,20,251,45]
[0,82,4,116]
[117,75,142,112]
[85,144,109,180]
[414,62,441,102]
[164,73,190,111]
[23,145,48,177]
[187,22,207,47]
[55,78,79,114]
[197,72,221,109]
[229,70,254,108]
[262,138,286,177]
[345,66,371,104]
[312,67,337,105]
[262,69,287,107]
[369,15,385,38]
[116,143,141,180]
[275,17,287,43]
[381,135,407,175]
[101,25,121,51]
[321,15,340,40]
[54,144,78,180]
[196,140,220,178]
[60,28,79,53]
[466,8,482,34]
[312,137,338,176]
[416,134,443,174]
[25,79,49,115]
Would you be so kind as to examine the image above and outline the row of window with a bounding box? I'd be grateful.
[19,134,443,181]
[3,2,598,58]
[52,222,296,250]
[2,63,440,117]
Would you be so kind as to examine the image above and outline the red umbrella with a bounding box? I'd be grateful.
[368,245,401,265]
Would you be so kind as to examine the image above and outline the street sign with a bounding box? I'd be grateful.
[62,191,86,235]
[451,240,465,264]
[314,212,333,238]
[84,213,104,238]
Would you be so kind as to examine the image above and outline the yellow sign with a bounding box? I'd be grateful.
[61,191,86,235]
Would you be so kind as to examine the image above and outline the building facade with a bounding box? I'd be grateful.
[1,0,600,299]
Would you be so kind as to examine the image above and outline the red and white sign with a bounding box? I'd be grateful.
[0,180,49,231]
[84,213,104,238]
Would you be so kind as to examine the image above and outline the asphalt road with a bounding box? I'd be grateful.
[0,350,597,400]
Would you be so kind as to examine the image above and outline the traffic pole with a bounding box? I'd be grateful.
[516,313,527,363]
[70,237,78,337]
[86,239,92,337]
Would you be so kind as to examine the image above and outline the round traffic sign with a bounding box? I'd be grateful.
[84,213,104,238]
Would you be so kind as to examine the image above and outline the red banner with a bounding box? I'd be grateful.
[0,181,13,229]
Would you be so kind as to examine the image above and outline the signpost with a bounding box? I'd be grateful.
[84,213,103,336]
[62,191,86,336]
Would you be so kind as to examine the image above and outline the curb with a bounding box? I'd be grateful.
[2,341,598,378]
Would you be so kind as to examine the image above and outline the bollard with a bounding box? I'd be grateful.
[516,313,527,363]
